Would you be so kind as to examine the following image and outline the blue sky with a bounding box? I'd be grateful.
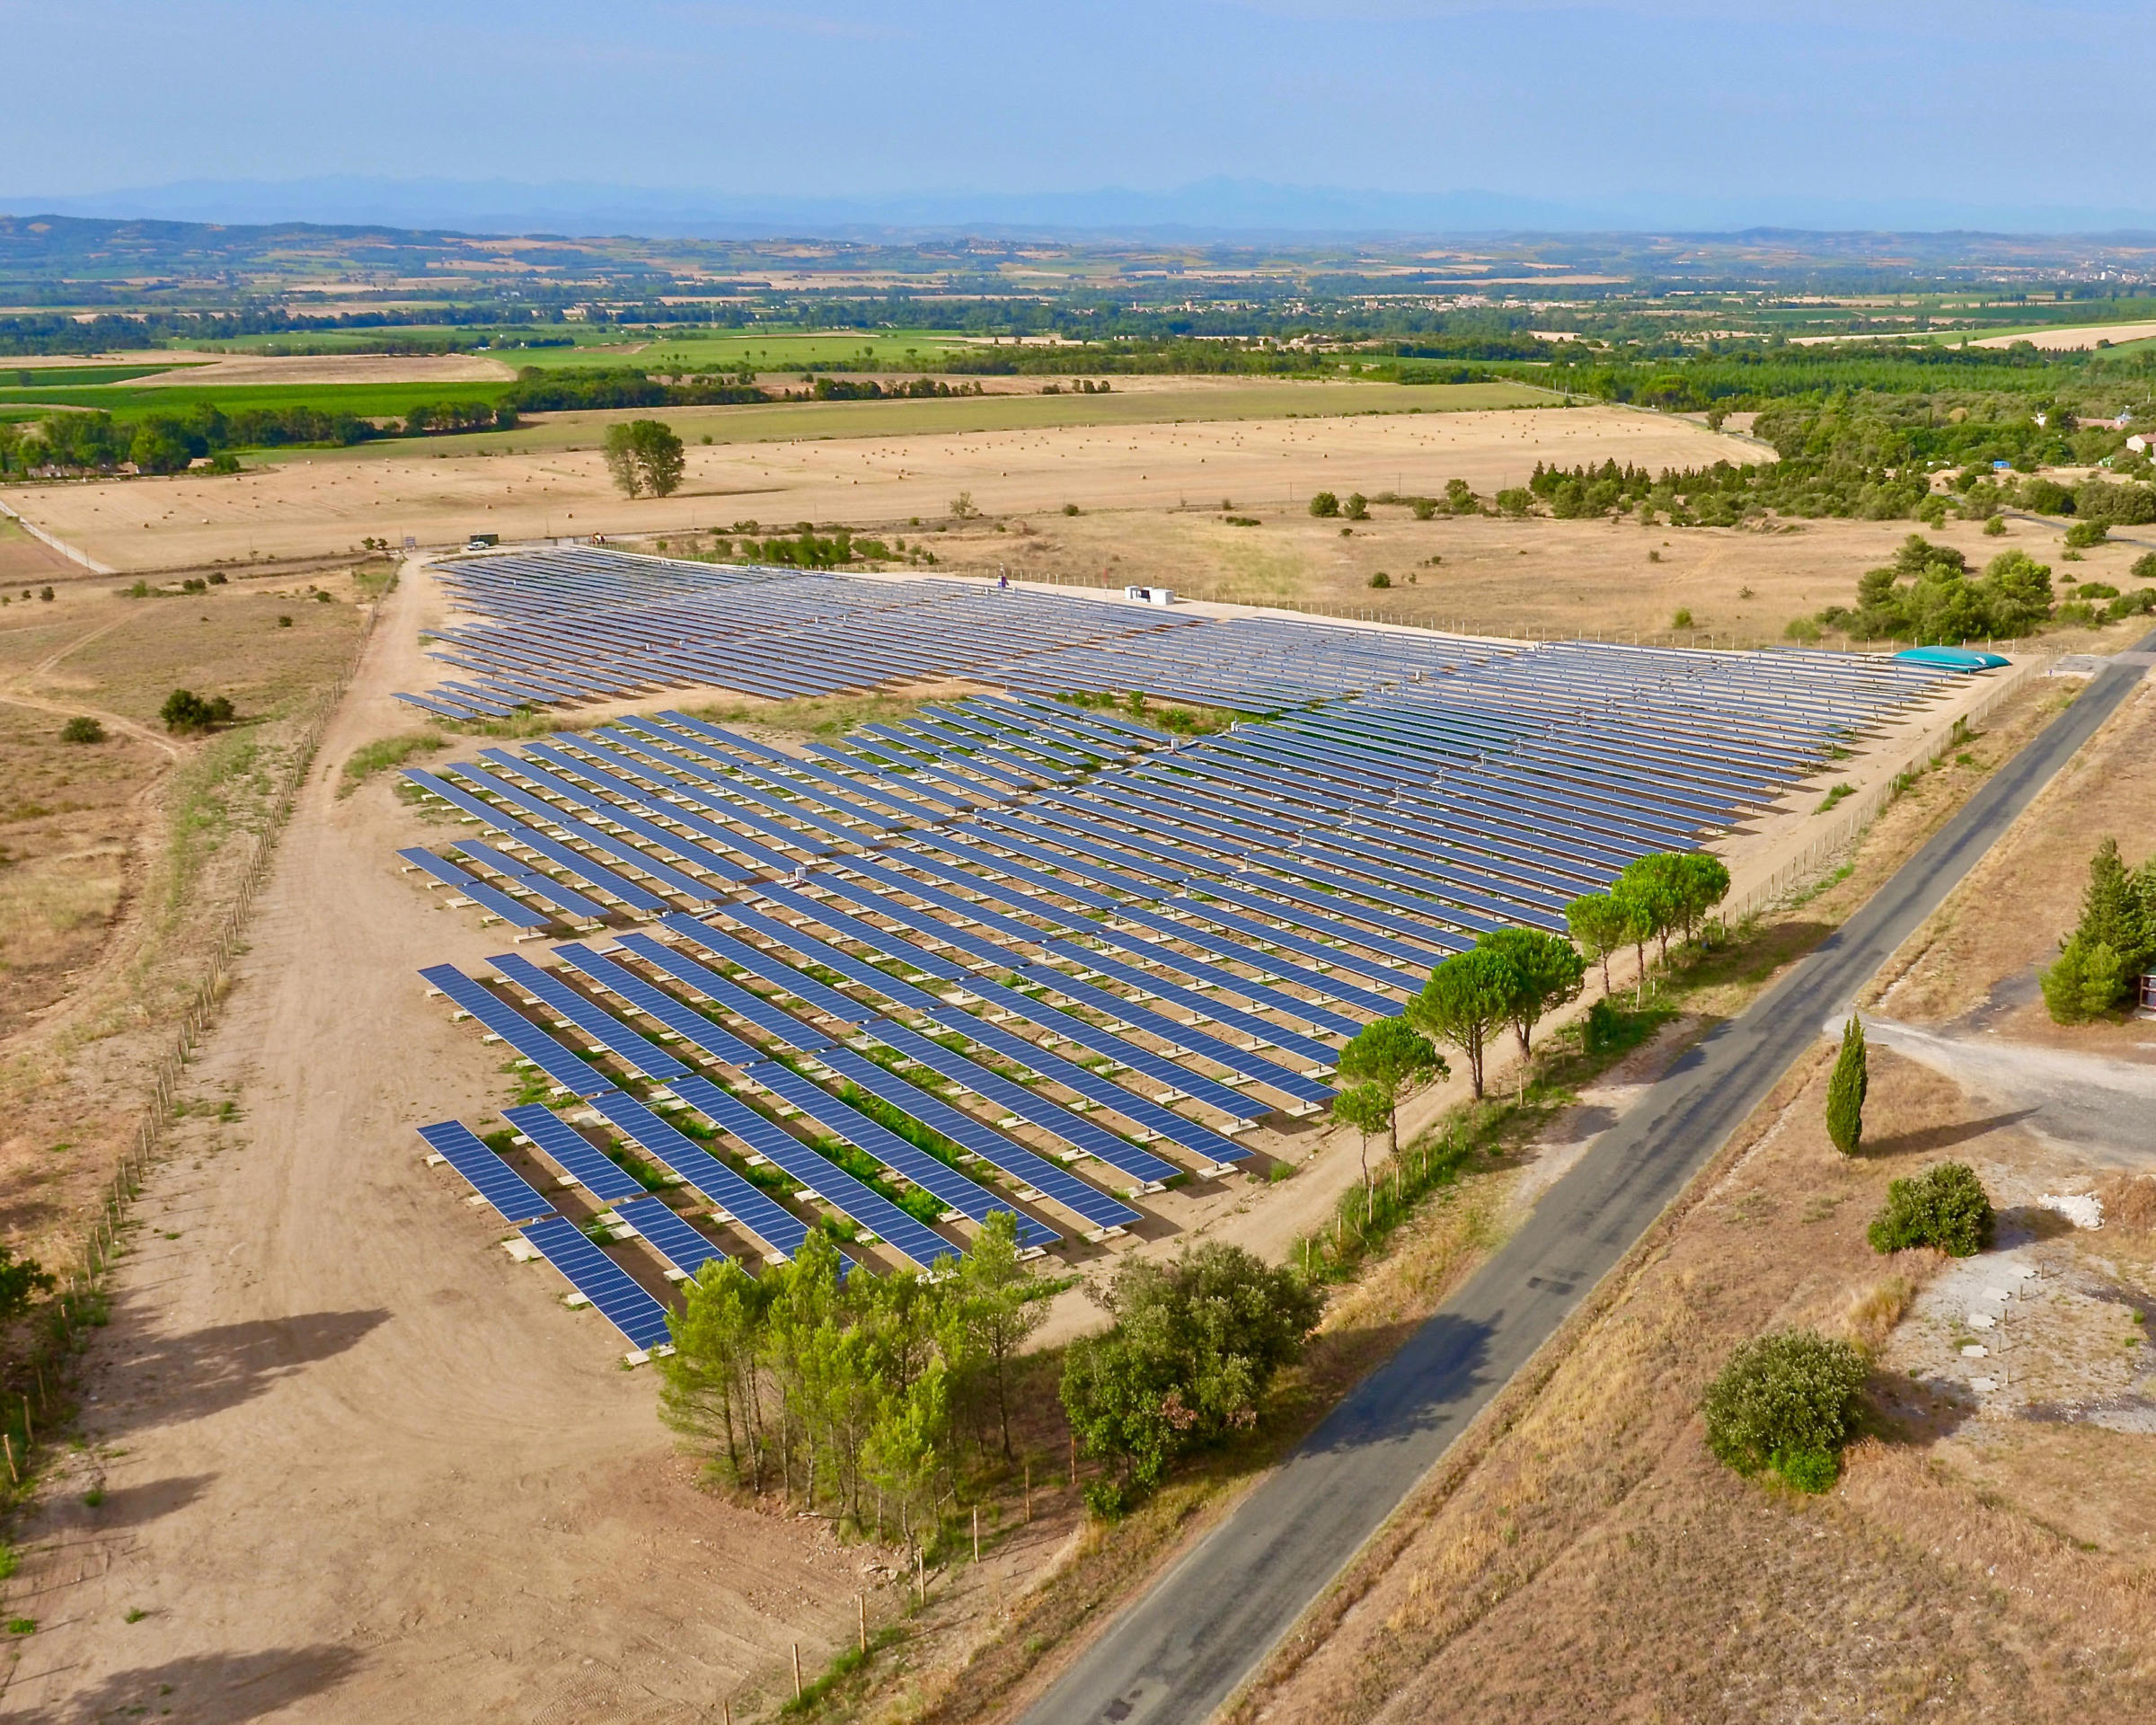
[7,1,2154,226]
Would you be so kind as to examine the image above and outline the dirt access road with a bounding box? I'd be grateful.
[1,562,870,1725]
[1014,640,2156,1725]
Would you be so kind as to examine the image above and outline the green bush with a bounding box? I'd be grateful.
[1061,1243,1321,1506]
[2065,519,2109,548]
[1367,571,1391,588]
[1866,1162,1993,1257]
[159,688,234,734]
[59,715,105,744]
[1701,1329,1867,1491]
[1343,491,1369,520]
[1309,491,1339,518]
[2133,552,2156,581]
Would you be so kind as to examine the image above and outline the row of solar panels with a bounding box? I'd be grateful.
[402,551,1207,718]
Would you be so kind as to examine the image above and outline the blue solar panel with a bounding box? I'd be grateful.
[863,1022,1180,1188]
[582,1090,817,1263]
[518,1216,676,1351]
[613,1195,729,1279]
[415,1120,558,1223]
[813,1046,1141,1234]
[487,951,692,1080]
[669,1074,964,1270]
[716,901,951,1013]
[613,932,835,1053]
[1037,942,1340,1067]
[502,1103,650,1202]
[551,942,765,1067]
[745,1059,1060,1250]
[925,1011,1252,1168]
[399,847,553,930]
[420,963,615,1096]
[956,978,1268,1123]
[1017,965,1334,1107]
[660,914,877,1025]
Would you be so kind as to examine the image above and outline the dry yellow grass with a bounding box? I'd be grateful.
[2,395,1754,571]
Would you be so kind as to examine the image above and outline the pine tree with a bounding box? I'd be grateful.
[2079,839,2152,984]
[1826,1015,1867,1156]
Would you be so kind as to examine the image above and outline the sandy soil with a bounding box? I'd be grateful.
[0,563,878,1723]
[0,401,1759,573]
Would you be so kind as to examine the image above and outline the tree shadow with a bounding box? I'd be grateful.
[1537,1101,1618,1146]
[1865,1367,1981,1444]
[68,1473,216,1533]
[1863,1109,2037,1159]
[41,1644,362,1724]
[92,1309,389,1432]
[1300,1312,1496,1455]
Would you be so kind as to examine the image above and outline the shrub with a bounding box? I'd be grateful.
[2065,519,2109,548]
[1367,571,1391,588]
[1783,615,1822,642]
[1672,607,1694,629]
[1494,487,1534,518]
[59,715,105,745]
[159,689,234,734]
[1701,1329,1867,1490]
[1867,1162,1993,1256]
[1309,491,1339,518]
[2134,552,2156,581]
[1343,492,1369,520]
[1411,498,1436,520]
[1984,514,2007,535]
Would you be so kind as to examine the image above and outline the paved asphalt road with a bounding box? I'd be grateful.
[1019,638,2155,1725]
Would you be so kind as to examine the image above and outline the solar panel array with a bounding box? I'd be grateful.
[399,549,1959,1358]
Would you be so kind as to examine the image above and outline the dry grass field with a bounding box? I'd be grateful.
[0,572,366,1278]
[4,389,1736,573]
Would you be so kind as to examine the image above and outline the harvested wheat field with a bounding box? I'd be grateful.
[2,391,1754,572]
[909,504,2156,649]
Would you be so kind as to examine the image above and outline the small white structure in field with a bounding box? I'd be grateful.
[1124,585,1176,606]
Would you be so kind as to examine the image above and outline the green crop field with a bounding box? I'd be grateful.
[0,377,510,421]
[495,328,986,372]
[2,363,193,387]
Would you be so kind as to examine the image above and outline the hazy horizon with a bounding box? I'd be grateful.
[6,0,2152,237]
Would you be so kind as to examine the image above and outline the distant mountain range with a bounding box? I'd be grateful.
[9,176,2156,240]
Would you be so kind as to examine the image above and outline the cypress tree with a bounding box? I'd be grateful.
[1826,1015,1867,1156]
